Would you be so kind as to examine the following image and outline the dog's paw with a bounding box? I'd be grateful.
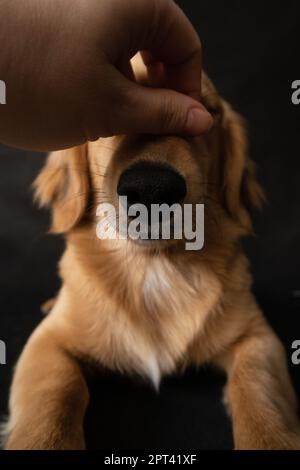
[235,431,300,450]
[280,433,300,450]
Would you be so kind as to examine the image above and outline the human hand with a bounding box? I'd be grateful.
[0,0,212,151]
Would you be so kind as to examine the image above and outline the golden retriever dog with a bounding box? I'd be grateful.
[3,56,300,450]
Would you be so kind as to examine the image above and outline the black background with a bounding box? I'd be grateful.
[0,0,299,450]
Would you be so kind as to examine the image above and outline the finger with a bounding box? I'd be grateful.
[146,0,202,100]
[114,0,203,101]
[106,73,212,137]
[140,51,166,88]
[118,59,135,82]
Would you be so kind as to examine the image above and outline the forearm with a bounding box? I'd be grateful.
[0,0,87,150]
[218,324,300,449]
[6,324,89,450]
[0,0,210,151]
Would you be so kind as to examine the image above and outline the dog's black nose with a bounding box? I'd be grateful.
[117,162,187,209]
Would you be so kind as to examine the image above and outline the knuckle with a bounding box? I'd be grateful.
[160,95,185,132]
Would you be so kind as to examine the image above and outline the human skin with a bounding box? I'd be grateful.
[0,0,212,151]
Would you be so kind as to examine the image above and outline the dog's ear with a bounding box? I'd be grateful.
[221,102,265,231]
[33,145,90,234]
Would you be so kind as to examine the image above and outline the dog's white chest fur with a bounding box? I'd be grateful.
[109,260,179,388]
[57,255,221,390]
[106,259,221,389]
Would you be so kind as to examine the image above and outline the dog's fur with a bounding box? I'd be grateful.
[4,58,300,450]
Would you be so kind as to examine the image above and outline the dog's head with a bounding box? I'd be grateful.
[34,59,264,252]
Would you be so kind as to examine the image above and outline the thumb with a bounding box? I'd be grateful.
[114,80,213,136]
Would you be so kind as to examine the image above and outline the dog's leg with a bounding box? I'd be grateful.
[214,316,300,450]
[5,324,89,450]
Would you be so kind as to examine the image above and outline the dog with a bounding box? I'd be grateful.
[4,56,300,450]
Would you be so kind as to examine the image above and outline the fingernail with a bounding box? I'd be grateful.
[186,108,213,135]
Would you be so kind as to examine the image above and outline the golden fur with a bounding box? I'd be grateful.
[4,58,300,449]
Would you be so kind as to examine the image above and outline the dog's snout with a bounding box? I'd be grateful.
[117,162,187,209]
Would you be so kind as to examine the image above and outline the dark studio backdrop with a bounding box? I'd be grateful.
[0,0,299,450]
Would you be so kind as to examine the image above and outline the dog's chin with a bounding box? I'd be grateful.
[130,238,171,248]
[126,236,184,252]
